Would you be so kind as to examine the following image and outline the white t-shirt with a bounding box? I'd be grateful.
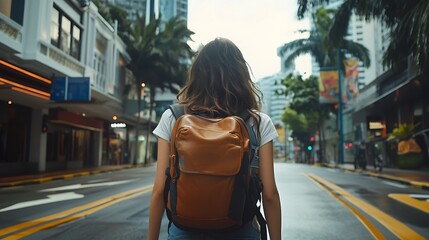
[153,109,278,147]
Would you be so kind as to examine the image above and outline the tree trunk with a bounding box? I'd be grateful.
[143,86,156,165]
[134,85,142,165]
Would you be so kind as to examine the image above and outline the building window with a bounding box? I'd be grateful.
[60,15,71,54]
[50,8,59,46]
[0,0,25,25]
[71,26,81,59]
[50,6,81,60]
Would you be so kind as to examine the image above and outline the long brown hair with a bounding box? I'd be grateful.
[177,38,262,126]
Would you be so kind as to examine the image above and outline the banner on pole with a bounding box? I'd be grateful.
[319,69,339,103]
[343,59,359,102]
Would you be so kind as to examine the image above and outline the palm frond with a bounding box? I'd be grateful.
[342,41,371,67]
[328,0,357,45]
[297,0,330,19]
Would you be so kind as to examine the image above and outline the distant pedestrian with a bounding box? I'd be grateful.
[372,143,383,172]
[355,141,367,170]
[148,38,281,240]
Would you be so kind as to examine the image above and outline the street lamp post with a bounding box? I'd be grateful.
[337,48,345,165]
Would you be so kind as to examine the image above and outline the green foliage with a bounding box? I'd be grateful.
[109,5,133,40]
[297,0,330,19]
[280,108,310,145]
[92,0,111,21]
[281,108,307,131]
[389,123,418,140]
[281,74,319,114]
[278,74,330,143]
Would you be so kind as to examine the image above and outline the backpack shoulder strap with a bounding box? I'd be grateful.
[169,104,185,120]
[240,111,259,169]
[241,112,266,240]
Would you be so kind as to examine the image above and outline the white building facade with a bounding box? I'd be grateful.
[0,0,146,176]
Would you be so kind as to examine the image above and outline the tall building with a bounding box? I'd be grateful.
[255,47,296,158]
[257,73,289,158]
[102,0,149,23]
[103,0,188,25]
[159,0,188,23]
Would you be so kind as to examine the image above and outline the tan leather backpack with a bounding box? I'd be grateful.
[164,104,266,239]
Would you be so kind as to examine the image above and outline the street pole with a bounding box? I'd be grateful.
[337,48,345,165]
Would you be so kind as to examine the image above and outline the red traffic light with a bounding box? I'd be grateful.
[310,136,315,141]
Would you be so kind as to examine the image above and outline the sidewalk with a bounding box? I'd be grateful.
[322,162,429,190]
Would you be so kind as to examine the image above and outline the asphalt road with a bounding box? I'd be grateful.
[0,163,428,239]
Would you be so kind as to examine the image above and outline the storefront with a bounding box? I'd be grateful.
[0,101,32,167]
[45,109,104,171]
[106,122,130,165]
[352,68,429,168]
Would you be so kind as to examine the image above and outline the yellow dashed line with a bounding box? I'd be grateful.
[388,194,429,214]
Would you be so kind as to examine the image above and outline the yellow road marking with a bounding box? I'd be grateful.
[38,177,54,183]
[307,173,425,240]
[306,174,385,240]
[388,194,429,214]
[63,174,75,179]
[0,185,153,239]
[410,181,429,188]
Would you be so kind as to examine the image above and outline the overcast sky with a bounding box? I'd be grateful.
[187,0,311,80]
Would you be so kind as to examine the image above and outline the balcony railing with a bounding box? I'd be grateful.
[0,14,22,44]
[39,42,85,75]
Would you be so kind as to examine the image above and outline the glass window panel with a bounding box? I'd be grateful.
[10,0,25,25]
[61,15,71,54]
[50,8,59,47]
[71,26,81,59]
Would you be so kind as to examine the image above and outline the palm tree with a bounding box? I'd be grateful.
[279,7,370,70]
[124,15,159,165]
[298,0,429,76]
[142,16,194,164]
[124,15,194,164]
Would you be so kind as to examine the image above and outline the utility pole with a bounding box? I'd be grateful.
[337,48,345,165]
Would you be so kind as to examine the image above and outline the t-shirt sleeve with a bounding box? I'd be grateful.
[153,109,175,142]
[258,113,279,147]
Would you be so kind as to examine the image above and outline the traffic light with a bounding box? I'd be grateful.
[307,135,315,151]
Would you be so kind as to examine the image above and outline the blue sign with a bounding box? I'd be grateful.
[51,77,91,102]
